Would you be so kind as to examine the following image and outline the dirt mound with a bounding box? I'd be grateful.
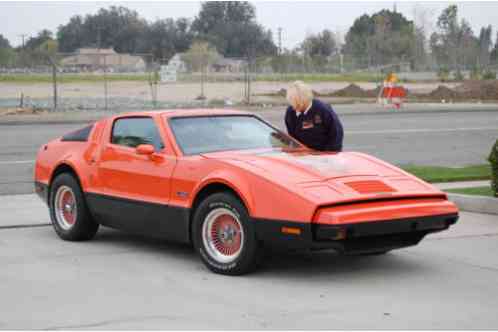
[427,85,459,100]
[330,84,376,98]
[455,80,498,100]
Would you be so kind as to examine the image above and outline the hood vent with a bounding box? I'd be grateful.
[345,180,395,194]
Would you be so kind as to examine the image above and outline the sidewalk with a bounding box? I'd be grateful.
[434,180,497,215]
[435,180,490,190]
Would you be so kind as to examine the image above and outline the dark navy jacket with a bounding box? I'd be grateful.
[285,99,344,151]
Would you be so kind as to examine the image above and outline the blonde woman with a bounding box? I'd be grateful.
[285,81,343,151]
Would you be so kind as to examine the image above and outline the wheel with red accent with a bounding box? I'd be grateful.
[49,173,98,241]
[192,192,261,275]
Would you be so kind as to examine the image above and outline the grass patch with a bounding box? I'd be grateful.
[0,73,151,83]
[446,186,494,197]
[0,72,407,84]
[400,164,492,183]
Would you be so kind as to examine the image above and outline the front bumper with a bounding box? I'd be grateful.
[254,213,458,254]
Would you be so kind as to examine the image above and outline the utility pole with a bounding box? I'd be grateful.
[103,54,108,111]
[19,34,27,49]
[278,27,283,55]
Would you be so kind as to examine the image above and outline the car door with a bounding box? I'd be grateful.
[89,116,180,238]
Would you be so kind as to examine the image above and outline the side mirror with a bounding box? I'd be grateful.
[136,144,155,155]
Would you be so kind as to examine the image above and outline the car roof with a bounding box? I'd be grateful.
[114,109,253,119]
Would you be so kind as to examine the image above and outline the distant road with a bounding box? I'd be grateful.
[0,107,497,195]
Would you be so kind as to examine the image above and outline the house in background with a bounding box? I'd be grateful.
[211,58,246,73]
[167,53,187,73]
[61,48,146,72]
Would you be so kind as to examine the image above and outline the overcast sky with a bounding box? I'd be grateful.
[1,1,498,49]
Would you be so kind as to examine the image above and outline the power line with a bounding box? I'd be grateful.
[278,27,283,55]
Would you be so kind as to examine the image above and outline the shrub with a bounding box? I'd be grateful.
[482,70,497,80]
[489,139,498,197]
[453,70,464,81]
[437,67,450,82]
[470,66,481,80]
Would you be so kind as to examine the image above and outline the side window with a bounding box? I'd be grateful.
[111,117,164,151]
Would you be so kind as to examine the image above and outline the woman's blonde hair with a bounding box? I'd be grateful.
[286,81,313,111]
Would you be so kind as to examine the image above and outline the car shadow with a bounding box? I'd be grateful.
[91,227,197,263]
[256,249,425,280]
[88,227,426,279]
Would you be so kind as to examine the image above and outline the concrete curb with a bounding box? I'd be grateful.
[447,193,498,215]
[0,103,497,126]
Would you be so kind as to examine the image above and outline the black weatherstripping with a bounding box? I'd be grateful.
[85,192,190,243]
[61,125,94,142]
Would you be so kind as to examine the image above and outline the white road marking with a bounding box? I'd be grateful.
[0,160,35,165]
[348,127,498,135]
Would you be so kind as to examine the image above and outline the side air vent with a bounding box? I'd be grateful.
[345,180,395,194]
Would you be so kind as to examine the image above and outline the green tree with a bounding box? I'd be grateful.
[430,5,479,71]
[182,40,220,72]
[0,34,11,49]
[182,41,220,99]
[478,25,492,68]
[0,48,15,66]
[57,15,84,53]
[142,18,193,61]
[192,1,277,57]
[25,29,54,50]
[57,6,148,54]
[301,30,337,57]
[343,9,415,68]
[491,32,498,65]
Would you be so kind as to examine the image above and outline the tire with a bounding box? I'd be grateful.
[192,192,261,275]
[49,173,99,241]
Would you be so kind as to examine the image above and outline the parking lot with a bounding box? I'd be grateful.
[1,207,498,329]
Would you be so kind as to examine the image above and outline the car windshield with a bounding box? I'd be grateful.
[168,115,300,155]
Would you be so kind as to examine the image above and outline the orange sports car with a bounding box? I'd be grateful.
[34,109,459,275]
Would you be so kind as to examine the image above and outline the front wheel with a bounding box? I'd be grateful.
[192,192,261,275]
[49,173,99,241]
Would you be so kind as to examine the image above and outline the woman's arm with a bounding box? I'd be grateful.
[285,107,298,139]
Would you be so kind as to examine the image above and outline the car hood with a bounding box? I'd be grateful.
[202,149,403,182]
[201,149,440,200]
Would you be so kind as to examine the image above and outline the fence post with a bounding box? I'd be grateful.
[51,61,57,111]
[104,54,108,111]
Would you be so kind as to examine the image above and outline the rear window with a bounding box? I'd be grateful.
[61,125,93,142]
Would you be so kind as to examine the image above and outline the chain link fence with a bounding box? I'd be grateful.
[1,51,497,112]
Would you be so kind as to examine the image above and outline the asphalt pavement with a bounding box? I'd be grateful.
[0,198,497,329]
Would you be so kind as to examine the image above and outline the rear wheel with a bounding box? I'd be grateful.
[49,173,98,241]
[192,192,261,275]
